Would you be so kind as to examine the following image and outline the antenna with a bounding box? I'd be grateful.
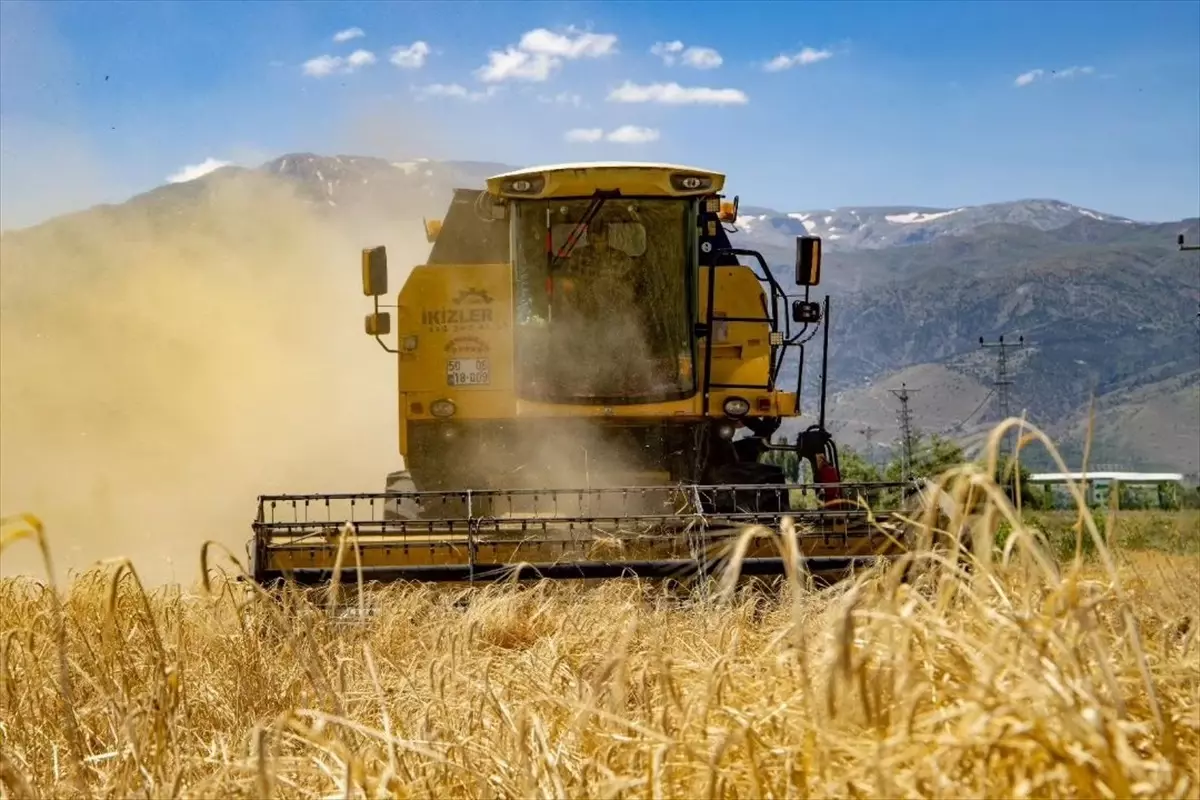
[978,335,1027,421]
[887,383,919,480]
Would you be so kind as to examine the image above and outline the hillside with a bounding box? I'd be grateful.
[2,152,1197,513]
[733,198,1133,254]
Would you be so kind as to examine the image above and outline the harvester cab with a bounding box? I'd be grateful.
[250,162,907,586]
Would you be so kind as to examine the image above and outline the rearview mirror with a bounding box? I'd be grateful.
[362,246,388,296]
[364,311,391,337]
[795,236,822,286]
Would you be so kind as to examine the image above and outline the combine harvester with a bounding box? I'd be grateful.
[248,162,915,589]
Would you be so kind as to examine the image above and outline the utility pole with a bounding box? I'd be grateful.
[1182,236,1200,319]
[978,335,1026,421]
[888,383,918,480]
[858,424,876,465]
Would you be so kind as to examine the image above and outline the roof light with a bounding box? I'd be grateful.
[670,173,713,193]
[501,175,545,195]
[430,399,456,418]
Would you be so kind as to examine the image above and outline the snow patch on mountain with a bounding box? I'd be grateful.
[885,208,964,224]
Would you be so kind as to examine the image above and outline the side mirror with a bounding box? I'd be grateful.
[795,235,822,286]
[362,246,388,296]
[364,311,391,336]
[792,300,821,324]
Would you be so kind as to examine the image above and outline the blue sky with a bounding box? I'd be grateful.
[1,0,1198,229]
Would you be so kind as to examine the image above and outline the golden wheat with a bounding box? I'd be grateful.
[1,421,1198,799]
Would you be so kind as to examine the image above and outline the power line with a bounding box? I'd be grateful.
[978,335,1026,421]
[944,388,995,434]
[888,383,919,480]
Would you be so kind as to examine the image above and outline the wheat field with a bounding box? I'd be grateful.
[2,425,1199,799]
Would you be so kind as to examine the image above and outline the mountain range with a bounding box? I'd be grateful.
[3,153,1198,480]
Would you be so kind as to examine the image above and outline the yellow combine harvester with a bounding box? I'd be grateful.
[250,162,910,586]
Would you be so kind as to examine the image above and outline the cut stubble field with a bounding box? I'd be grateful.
[1,449,1199,799]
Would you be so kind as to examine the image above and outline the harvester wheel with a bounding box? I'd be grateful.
[383,469,422,521]
[705,461,789,514]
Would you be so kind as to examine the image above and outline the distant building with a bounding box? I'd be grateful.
[1028,471,1185,509]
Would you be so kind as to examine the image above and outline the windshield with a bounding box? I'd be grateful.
[512,196,694,404]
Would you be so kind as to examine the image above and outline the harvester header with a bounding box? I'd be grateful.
[250,161,908,587]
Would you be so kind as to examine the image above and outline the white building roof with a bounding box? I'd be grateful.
[1029,471,1184,483]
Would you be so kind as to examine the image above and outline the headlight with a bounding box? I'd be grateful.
[723,397,750,417]
[430,399,456,418]
[716,422,736,440]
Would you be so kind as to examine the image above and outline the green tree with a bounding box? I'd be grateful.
[762,435,802,482]
[884,430,965,482]
[1157,482,1180,511]
[994,454,1040,508]
[1041,482,1057,510]
[1180,484,1200,509]
[838,446,882,484]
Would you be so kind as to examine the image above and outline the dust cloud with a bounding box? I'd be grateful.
[0,169,432,585]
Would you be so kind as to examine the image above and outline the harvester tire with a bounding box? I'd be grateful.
[383,470,422,521]
[705,461,789,514]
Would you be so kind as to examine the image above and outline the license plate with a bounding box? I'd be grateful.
[446,358,490,387]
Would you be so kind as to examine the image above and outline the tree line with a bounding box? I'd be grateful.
[762,429,1197,511]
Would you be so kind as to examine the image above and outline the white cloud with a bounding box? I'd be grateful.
[565,126,661,143]
[477,49,557,82]
[477,25,617,83]
[607,81,748,105]
[520,27,616,59]
[333,27,364,43]
[415,83,499,102]
[605,125,659,143]
[302,55,341,77]
[390,41,430,69]
[302,51,376,77]
[764,47,833,71]
[539,91,583,107]
[1014,65,1096,87]
[166,157,231,184]
[650,40,685,65]
[1056,65,1096,79]
[1014,68,1044,87]
[346,49,376,68]
[652,41,722,69]
[565,127,605,142]
[681,47,722,69]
